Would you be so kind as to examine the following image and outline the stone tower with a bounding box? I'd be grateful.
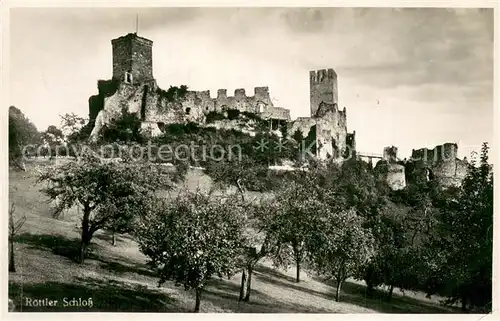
[383,146,399,163]
[309,69,338,117]
[111,33,153,84]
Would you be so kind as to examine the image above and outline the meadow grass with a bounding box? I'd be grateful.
[8,162,461,313]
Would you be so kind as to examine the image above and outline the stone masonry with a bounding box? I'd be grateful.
[374,146,406,190]
[407,143,468,188]
[87,32,468,190]
[89,33,290,140]
[310,69,338,117]
[289,69,355,160]
[88,34,356,162]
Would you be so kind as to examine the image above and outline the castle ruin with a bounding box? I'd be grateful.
[89,33,290,140]
[87,32,467,189]
[407,143,468,188]
[373,146,407,190]
[288,69,356,160]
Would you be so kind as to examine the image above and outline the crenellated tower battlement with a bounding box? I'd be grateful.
[309,68,338,117]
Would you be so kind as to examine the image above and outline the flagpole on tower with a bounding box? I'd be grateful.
[136,14,139,35]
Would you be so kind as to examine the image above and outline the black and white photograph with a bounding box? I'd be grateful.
[3,1,497,316]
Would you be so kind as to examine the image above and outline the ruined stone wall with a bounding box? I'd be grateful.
[142,87,185,125]
[375,146,406,190]
[310,69,338,117]
[289,117,317,139]
[91,32,296,141]
[315,102,348,159]
[213,87,275,115]
[89,82,147,139]
[154,86,290,123]
[375,161,406,190]
[89,80,290,140]
[88,80,120,121]
[411,143,458,163]
[316,117,347,159]
[182,91,213,122]
[88,95,102,121]
[288,103,348,160]
[316,123,335,159]
[383,146,399,162]
[407,143,466,188]
[346,131,356,151]
[261,106,290,120]
[432,157,468,188]
[140,121,163,137]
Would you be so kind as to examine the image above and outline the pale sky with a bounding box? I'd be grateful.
[9,7,494,159]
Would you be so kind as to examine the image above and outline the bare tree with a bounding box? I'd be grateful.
[9,203,27,272]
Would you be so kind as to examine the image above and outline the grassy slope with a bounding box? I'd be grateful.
[8,161,460,313]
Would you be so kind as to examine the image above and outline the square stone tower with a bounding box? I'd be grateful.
[111,33,153,84]
[309,69,338,117]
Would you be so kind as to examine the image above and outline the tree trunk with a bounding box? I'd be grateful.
[296,260,301,283]
[194,287,202,312]
[239,268,247,301]
[461,295,467,311]
[11,155,26,172]
[9,240,16,272]
[366,279,374,298]
[292,241,303,283]
[387,284,394,302]
[80,238,88,263]
[236,179,245,202]
[79,208,91,263]
[335,279,343,302]
[244,266,253,302]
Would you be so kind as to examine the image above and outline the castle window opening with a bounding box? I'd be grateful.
[185,107,191,115]
[124,72,133,84]
[258,102,265,113]
[332,139,339,158]
[425,168,435,181]
[271,119,279,131]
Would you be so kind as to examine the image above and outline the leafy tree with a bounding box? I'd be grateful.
[300,159,394,300]
[203,146,286,301]
[60,112,87,138]
[8,203,27,272]
[309,208,375,302]
[37,152,173,263]
[236,197,279,302]
[266,179,323,282]
[99,196,137,246]
[135,190,246,312]
[380,172,456,298]
[8,106,40,169]
[41,125,65,158]
[334,158,389,220]
[362,201,409,300]
[60,113,92,154]
[431,143,493,311]
[205,156,281,193]
[156,85,188,102]
[99,109,144,144]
